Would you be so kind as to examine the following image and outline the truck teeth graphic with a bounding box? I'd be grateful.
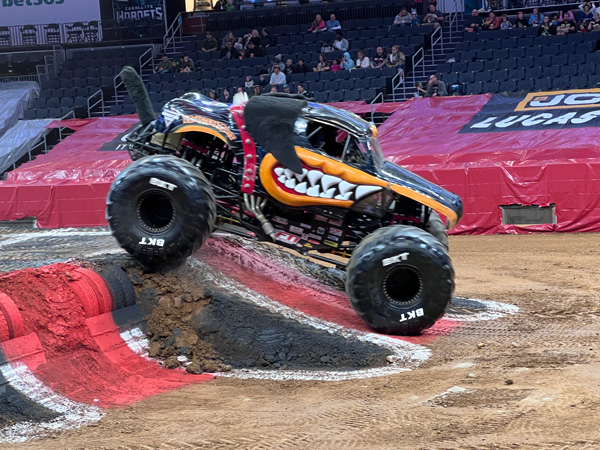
[274,167,382,201]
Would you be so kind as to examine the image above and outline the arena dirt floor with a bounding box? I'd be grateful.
[1,231,600,450]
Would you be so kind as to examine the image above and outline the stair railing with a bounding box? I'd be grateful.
[139,45,154,74]
[114,72,125,103]
[87,89,104,118]
[411,46,425,90]
[163,12,183,56]
[391,69,406,102]
[430,25,443,64]
[369,91,384,122]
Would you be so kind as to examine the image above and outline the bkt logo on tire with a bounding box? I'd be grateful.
[138,237,165,247]
[398,308,424,322]
[149,177,177,191]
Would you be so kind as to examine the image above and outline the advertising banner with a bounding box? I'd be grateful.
[377,91,600,235]
[0,0,101,26]
[461,89,600,133]
[112,0,165,24]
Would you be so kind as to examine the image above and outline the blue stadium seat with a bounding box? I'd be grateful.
[465,82,483,95]
[552,77,569,90]
[570,75,588,89]
[534,77,552,91]
[483,81,499,93]
[499,80,517,93]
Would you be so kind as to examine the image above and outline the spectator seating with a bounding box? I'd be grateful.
[23,46,149,119]
[437,29,600,95]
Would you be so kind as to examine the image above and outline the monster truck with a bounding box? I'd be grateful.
[106,67,463,335]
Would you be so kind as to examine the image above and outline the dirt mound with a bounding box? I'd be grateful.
[125,267,227,374]
[131,263,392,373]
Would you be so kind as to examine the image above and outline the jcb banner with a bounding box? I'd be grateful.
[112,0,165,22]
[461,89,600,133]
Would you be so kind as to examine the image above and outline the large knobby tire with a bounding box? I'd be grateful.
[425,211,449,251]
[107,155,216,270]
[345,225,454,335]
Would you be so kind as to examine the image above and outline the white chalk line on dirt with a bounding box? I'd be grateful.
[188,259,432,381]
[0,363,104,444]
[209,234,520,324]
[0,229,112,248]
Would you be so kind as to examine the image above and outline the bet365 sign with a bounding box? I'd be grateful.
[0,0,100,26]
[2,0,64,6]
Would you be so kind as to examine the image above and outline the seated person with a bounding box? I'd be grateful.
[411,10,421,26]
[580,3,595,21]
[330,58,341,72]
[385,45,406,73]
[201,31,218,52]
[309,14,327,32]
[424,74,447,97]
[539,16,552,36]
[355,50,371,69]
[465,9,484,32]
[393,8,413,26]
[588,12,600,30]
[326,14,342,31]
[178,55,195,73]
[320,40,335,53]
[500,14,513,30]
[269,65,287,85]
[220,40,240,60]
[515,11,528,28]
[155,54,174,73]
[340,52,355,70]
[529,8,544,26]
[423,4,444,25]
[293,59,308,73]
[313,53,331,72]
[482,12,500,30]
[333,32,349,52]
[371,46,387,68]
[557,15,576,34]
[246,40,264,57]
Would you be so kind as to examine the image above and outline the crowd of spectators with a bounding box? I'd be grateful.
[465,3,600,35]
[152,10,423,103]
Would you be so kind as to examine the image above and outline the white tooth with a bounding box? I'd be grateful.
[320,187,336,199]
[321,174,341,191]
[338,180,356,195]
[294,181,307,194]
[274,167,284,177]
[335,192,353,200]
[307,170,323,187]
[306,185,320,197]
[285,178,297,189]
[284,168,295,179]
[295,168,308,182]
[278,175,286,184]
[355,185,382,200]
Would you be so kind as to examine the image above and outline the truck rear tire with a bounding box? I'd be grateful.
[107,155,216,270]
[345,225,454,335]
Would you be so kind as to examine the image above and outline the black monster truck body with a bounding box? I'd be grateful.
[107,68,463,335]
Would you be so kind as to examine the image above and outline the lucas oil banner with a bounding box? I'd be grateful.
[461,89,600,133]
[112,0,165,23]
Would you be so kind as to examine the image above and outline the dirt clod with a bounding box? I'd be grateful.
[164,356,180,369]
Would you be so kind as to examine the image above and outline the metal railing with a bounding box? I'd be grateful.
[0,75,39,83]
[139,46,155,75]
[411,46,425,90]
[391,69,406,102]
[87,89,104,118]
[369,91,384,122]
[114,73,125,103]
[430,25,443,63]
[57,110,75,141]
[35,64,49,86]
[163,12,183,56]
